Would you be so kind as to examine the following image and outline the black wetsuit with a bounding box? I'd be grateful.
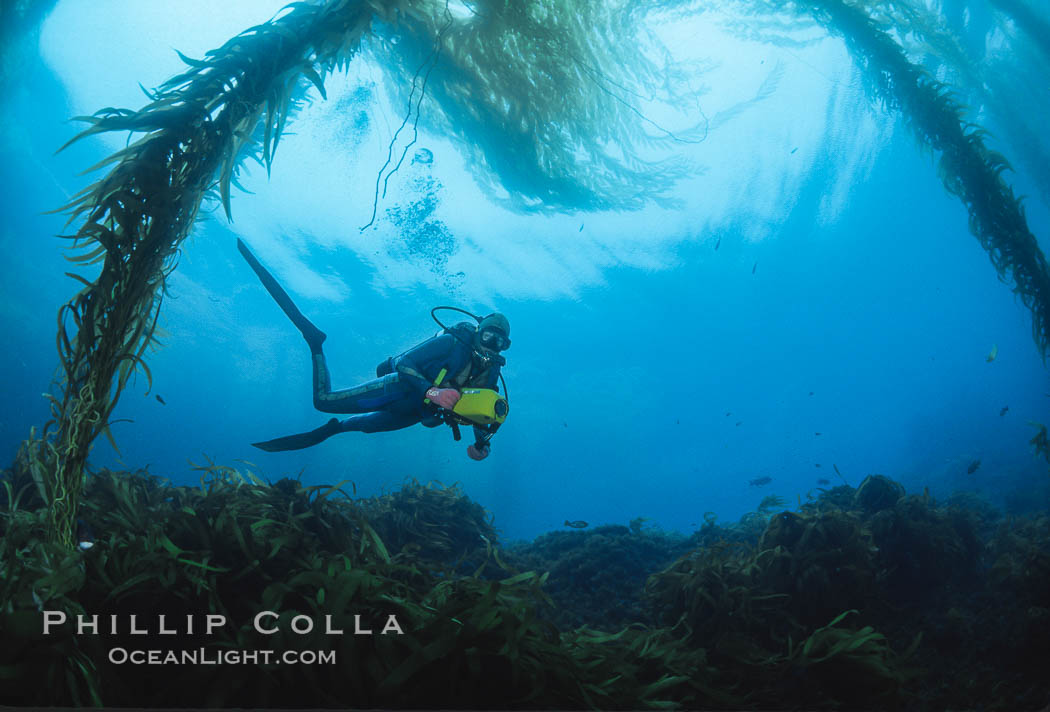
[313,327,501,439]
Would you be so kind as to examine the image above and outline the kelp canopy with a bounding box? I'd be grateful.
[365,0,694,212]
[23,0,1050,547]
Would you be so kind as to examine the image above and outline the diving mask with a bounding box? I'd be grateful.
[480,328,510,351]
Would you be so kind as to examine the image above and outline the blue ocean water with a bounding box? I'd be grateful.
[1,0,1048,545]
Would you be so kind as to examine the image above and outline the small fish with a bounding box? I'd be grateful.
[815,432,821,436]
[564,520,588,529]
[735,421,742,426]
[675,418,680,425]
[815,463,822,468]
[999,406,1009,416]
[966,459,981,475]
[986,344,998,362]
[751,261,757,274]
[725,411,731,416]
[155,395,166,405]
[748,476,772,486]
[579,223,584,232]
[715,236,721,250]
[790,147,798,154]
[809,391,814,396]
[563,422,568,427]
[817,478,830,485]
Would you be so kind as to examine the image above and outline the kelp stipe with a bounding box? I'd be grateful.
[39,0,378,547]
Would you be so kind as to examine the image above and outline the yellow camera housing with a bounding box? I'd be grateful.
[452,388,509,426]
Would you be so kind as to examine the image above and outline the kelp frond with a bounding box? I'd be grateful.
[42,0,377,546]
[369,0,697,212]
[795,0,1050,361]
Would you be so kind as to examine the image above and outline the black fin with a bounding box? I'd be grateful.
[252,418,342,452]
[237,238,326,351]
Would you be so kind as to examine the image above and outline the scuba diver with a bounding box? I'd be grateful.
[236,238,509,461]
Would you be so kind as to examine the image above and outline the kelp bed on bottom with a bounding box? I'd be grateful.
[1,464,1048,710]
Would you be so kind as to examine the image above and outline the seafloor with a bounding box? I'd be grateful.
[1,454,1049,710]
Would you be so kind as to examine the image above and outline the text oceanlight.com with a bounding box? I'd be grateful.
[108,648,337,665]
[42,610,404,666]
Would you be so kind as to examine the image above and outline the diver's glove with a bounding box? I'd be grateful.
[426,387,461,409]
[467,443,490,461]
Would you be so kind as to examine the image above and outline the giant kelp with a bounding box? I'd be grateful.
[716,0,1050,356]
[793,0,1050,360]
[37,0,369,548]
[752,0,1050,215]
[367,0,695,213]
[34,0,685,549]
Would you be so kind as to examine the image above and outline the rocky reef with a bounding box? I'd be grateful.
[2,463,1048,709]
